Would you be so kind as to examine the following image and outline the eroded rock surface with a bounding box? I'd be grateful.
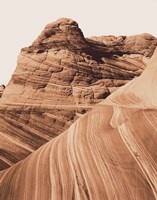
[0,18,156,170]
[0,85,5,98]
[90,33,157,57]
[0,47,157,200]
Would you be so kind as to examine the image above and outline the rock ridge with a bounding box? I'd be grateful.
[0,47,157,199]
[0,18,156,170]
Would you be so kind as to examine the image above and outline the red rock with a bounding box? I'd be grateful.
[0,47,157,200]
[0,85,5,98]
[0,18,156,170]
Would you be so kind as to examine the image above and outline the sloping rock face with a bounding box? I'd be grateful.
[90,33,156,57]
[0,48,157,200]
[0,18,157,170]
[0,85,5,98]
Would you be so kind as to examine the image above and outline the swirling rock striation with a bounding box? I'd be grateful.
[0,18,157,170]
[0,46,157,200]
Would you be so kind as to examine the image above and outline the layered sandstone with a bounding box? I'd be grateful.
[0,47,157,200]
[90,33,156,57]
[0,18,156,170]
[0,85,5,98]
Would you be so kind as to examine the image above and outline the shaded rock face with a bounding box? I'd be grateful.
[0,18,157,170]
[90,33,157,57]
[0,85,5,98]
[0,49,157,200]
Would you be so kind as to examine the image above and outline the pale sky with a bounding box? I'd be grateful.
[0,0,157,85]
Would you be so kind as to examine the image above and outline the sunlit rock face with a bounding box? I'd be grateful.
[0,48,157,200]
[0,18,157,170]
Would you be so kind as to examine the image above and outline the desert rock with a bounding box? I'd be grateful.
[0,18,156,170]
[0,47,157,200]
[0,85,5,98]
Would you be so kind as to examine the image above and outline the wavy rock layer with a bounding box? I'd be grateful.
[0,47,157,200]
[0,18,157,170]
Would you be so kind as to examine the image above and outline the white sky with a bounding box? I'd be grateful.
[0,0,157,84]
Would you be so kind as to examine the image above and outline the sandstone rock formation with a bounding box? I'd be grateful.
[0,18,157,170]
[0,46,157,200]
[0,85,5,98]
[90,33,156,57]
